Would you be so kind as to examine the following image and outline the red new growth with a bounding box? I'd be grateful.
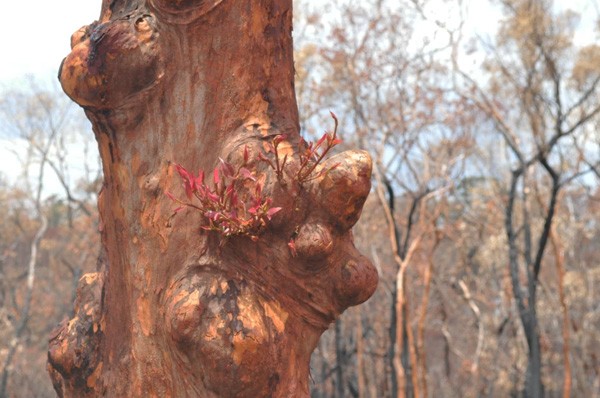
[167,149,281,241]
[260,111,342,184]
[169,113,343,255]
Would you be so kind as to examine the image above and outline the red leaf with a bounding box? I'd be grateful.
[206,191,220,202]
[243,145,249,164]
[175,164,191,181]
[219,158,235,177]
[315,133,328,148]
[226,182,235,195]
[213,167,220,185]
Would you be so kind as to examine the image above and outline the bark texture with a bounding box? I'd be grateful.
[47,0,377,396]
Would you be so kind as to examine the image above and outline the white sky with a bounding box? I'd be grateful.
[0,0,596,84]
[0,1,99,83]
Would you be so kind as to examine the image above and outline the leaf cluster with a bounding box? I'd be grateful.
[167,152,281,241]
[260,111,342,183]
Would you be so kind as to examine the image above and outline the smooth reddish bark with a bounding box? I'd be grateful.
[47,0,377,396]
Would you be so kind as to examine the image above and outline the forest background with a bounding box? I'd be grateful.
[0,0,599,397]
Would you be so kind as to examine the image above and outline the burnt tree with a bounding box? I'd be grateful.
[47,0,377,397]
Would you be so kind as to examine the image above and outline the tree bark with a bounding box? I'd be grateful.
[47,1,378,396]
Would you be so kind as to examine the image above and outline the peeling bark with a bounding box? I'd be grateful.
[47,1,377,396]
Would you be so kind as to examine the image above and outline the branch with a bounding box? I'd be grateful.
[532,156,560,282]
[456,279,485,374]
[505,170,529,325]
[565,74,600,118]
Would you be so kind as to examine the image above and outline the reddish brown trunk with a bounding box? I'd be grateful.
[47,1,377,396]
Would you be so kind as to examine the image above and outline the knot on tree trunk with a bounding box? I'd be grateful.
[60,9,164,110]
[159,141,377,396]
[48,272,104,397]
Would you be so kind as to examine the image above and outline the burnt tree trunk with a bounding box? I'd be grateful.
[47,1,377,397]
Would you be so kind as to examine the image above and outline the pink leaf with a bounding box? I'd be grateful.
[266,207,282,220]
[205,211,220,221]
[239,167,256,181]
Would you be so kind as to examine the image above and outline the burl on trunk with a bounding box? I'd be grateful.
[47,0,377,396]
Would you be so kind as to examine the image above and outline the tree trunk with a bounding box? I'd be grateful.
[47,1,378,396]
[524,310,543,398]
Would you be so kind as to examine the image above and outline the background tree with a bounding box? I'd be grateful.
[0,81,99,397]
[297,0,600,397]
[452,0,600,395]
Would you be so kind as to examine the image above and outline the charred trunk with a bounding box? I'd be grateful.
[47,1,377,396]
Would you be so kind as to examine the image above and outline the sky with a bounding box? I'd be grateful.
[0,1,99,83]
[1,0,596,84]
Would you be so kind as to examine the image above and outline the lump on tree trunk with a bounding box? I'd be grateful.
[48,0,378,396]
